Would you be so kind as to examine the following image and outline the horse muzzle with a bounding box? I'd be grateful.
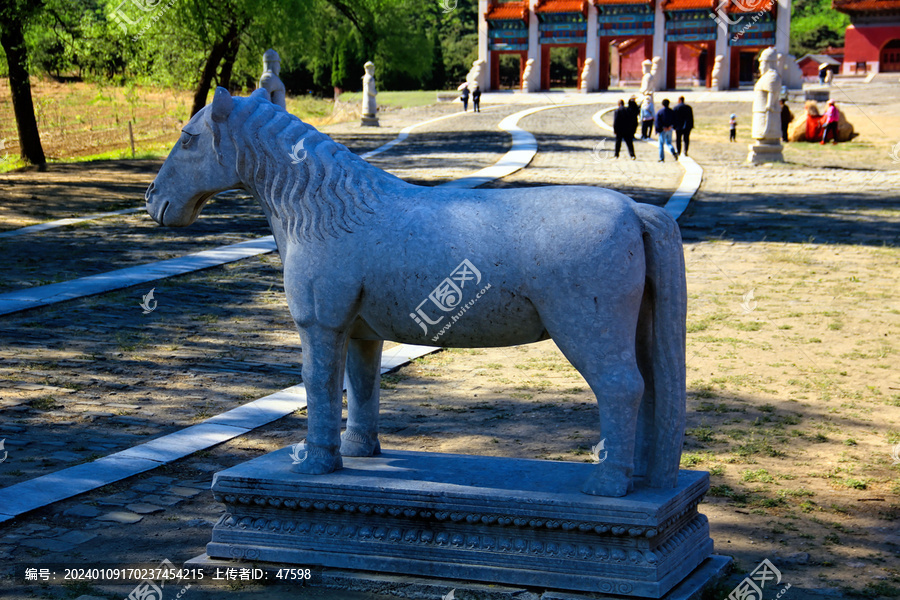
[144,181,168,225]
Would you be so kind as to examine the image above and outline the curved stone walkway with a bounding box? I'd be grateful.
[591,106,702,220]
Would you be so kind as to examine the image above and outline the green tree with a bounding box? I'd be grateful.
[0,0,46,167]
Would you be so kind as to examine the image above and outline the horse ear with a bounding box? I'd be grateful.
[251,87,271,102]
[211,87,233,122]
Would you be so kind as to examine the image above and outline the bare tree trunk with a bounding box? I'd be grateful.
[0,19,46,168]
[190,22,241,116]
[217,32,241,92]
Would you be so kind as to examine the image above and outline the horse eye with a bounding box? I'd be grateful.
[180,132,196,148]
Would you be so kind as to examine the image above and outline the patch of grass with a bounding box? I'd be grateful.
[30,396,61,411]
[779,487,815,498]
[687,425,717,443]
[380,373,405,389]
[741,468,775,483]
[436,405,467,413]
[734,321,763,331]
[696,401,732,413]
[680,452,706,467]
[735,436,785,458]
[708,484,749,503]
[859,582,900,598]
[708,465,725,476]
[841,478,868,490]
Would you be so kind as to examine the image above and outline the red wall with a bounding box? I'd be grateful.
[844,24,900,63]
[619,38,650,84]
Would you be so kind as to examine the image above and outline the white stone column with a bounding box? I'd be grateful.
[527,0,542,92]
[653,0,667,89]
[715,24,731,89]
[775,0,791,55]
[479,0,491,90]
[586,3,600,92]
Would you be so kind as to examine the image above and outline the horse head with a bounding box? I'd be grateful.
[146,87,269,226]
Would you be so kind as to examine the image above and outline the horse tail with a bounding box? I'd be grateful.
[633,203,686,489]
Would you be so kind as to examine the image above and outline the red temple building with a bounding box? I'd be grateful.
[834,0,900,74]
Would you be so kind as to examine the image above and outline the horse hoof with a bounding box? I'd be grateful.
[340,430,381,457]
[581,469,630,497]
[291,453,342,475]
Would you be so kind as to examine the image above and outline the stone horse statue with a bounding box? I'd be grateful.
[145,88,687,497]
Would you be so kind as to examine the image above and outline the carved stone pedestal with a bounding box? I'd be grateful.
[205,449,719,599]
[361,115,379,127]
[747,140,784,164]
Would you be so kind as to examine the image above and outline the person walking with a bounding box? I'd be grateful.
[729,114,737,142]
[655,98,678,162]
[673,95,694,157]
[471,84,481,112]
[821,99,840,144]
[640,94,655,139]
[780,99,793,142]
[460,84,469,112]
[613,99,636,160]
[627,96,640,128]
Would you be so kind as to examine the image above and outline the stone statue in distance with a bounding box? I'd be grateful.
[710,55,724,90]
[361,61,379,127]
[747,47,784,163]
[258,49,286,109]
[522,58,536,92]
[580,58,593,93]
[640,59,653,95]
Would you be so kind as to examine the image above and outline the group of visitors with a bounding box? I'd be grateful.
[459,82,481,112]
[612,94,694,162]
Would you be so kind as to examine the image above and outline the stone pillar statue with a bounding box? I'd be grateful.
[639,59,653,95]
[650,56,662,90]
[521,58,535,93]
[747,47,784,163]
[710,55,724,90]
[361,61,379,127]
[580,58,593,93]
[258,49,286,109]
[466,59,487,91]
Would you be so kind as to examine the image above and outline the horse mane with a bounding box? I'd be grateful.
[214,94,393,242]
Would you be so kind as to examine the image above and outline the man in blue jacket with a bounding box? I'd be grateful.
[673,96,694,157]
[655,98,678,162]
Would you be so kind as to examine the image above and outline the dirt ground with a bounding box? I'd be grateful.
[0,86,898,599]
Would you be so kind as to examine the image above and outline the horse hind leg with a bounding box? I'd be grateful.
[579,356,644,497]
[543,315,644,497]
[341,338,384,457]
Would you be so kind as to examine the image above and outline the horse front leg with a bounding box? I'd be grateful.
[293,326,348,474]
[341,338,384,456]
